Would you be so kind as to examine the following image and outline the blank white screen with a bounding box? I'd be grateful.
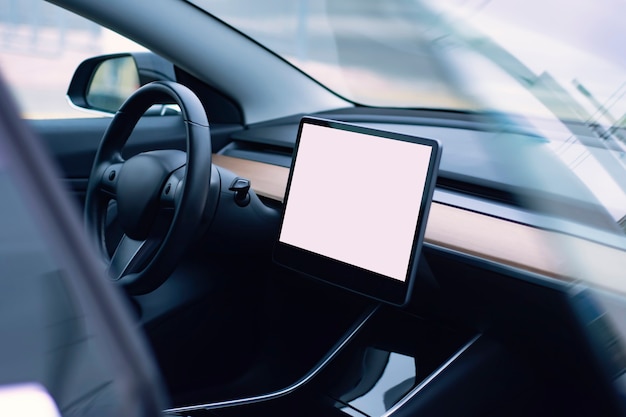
[279,123,433,281]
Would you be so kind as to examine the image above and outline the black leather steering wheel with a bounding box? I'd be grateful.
[85,81,212,294]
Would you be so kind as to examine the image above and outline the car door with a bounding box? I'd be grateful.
[0,39,168,416]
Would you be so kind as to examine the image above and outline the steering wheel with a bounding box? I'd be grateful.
[85,81,213,294]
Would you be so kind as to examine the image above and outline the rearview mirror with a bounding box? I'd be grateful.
[86,56,139,113]
[67,52,176,114]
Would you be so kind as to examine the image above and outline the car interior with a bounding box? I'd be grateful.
[6,1,626,416]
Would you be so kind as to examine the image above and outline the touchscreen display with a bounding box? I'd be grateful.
[274,117,441,305]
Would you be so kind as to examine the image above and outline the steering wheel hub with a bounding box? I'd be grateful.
[116,152,182,240]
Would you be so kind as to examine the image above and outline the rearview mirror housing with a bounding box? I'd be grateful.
[86,55,139,112]
[67,52,176,114]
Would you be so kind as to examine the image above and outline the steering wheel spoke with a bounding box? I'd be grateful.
[108,206,175,280]
[108,235,148,280]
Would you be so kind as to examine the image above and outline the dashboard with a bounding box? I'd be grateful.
[154,109,626,416]
[213,138,626,296]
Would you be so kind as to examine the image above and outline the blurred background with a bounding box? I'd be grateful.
[0,0,144,118]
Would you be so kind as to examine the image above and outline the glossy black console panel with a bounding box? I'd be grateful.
[317,307,474,417]
[174,306,477,417]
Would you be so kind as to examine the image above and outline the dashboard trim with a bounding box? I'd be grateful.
[213,154,626,295]
[163,304,380,414]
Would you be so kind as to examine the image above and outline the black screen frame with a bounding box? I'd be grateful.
[273,117,442,306]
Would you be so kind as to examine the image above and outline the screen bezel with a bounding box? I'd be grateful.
[273,117,441,306]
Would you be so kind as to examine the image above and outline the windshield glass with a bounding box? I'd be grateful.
[192,0,624,113]
[194,0,626,231]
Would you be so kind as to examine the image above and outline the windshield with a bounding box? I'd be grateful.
[194,0,626,229]
[192,0,624,113]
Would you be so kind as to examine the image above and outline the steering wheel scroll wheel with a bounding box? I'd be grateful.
[85,81,213,294]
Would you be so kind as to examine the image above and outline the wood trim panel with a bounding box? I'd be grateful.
[213,154,289,202]
[213,154,626,294]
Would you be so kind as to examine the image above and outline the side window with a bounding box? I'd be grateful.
[0,0,146,119]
